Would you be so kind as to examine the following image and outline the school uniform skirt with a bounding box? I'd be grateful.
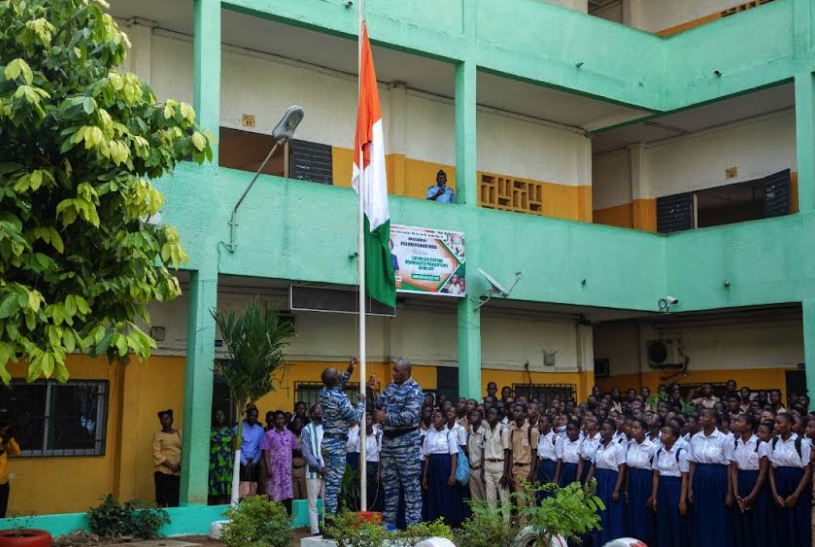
[656,475,684,547]
[732,469,768,547]
[627,467,655,545]
[594,468,624,546]
[692,463,730,547]
[536,458,558,505]
[580,459,592,483]
[773,466,811,547]
[426,454,463,526]
[559,462,578,487]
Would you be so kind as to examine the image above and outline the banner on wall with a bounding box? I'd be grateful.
[389,224,466,297]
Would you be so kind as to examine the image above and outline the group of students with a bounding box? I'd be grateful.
[411,380,815,547]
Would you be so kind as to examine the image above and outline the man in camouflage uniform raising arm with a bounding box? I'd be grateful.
[367,359,424,528]
[320,357,365,517]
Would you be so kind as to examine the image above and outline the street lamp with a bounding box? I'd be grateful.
[227,105,304,252]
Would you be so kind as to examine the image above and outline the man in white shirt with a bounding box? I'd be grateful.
[300,405,325,536]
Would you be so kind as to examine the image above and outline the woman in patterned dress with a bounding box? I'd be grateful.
[208,409,235,505]
[260,410,298,514]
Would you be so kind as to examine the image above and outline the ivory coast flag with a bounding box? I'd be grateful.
[352,22,396,308]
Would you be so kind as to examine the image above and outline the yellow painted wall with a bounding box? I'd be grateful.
[4,355,185,516]
[594,203,634,229]
[596,367,795,402]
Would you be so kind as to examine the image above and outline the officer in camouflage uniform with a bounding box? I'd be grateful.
[367,359,424,528]
[320,357,365,516]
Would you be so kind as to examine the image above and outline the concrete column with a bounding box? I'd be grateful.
[629,143,656,231]
[455,60,477,206]
[125,20,154,83]
[622,0,646,30]
[457,297,482,399]
[193,0,221,165]
[795,71,815,212]
[804,301,815,409]
[388,82,407,196]
[179,271,218,505]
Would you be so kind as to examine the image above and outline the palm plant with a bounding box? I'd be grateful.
[212,299,296,504]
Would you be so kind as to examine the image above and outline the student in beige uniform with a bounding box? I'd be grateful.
[467,409,486,501]
[506,402,539,520]
[482,407,510,512]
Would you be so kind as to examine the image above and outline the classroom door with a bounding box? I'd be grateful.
[436,367,459,404]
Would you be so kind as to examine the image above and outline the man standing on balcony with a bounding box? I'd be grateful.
[426,170,456,203]
[319,357,365,519]
[368,359,424,529]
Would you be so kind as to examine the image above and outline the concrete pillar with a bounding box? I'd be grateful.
[455,60,477,206]
[622,0,647,30]
[795,71,815,212]
[387,82,407,196]
[629,143,656,231]
[125,20,154,84]
[193,0,221,165]
[804,301,815,409]
[457,298,482,399]
[179,271,218,505]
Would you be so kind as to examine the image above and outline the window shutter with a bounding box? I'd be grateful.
[288,139,333,185]
[656,192,693,233]
[763,168,791,218]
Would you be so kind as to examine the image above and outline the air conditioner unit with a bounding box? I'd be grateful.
[646,339,685,369]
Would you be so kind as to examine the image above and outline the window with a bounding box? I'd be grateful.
[295,382,361,410]
[0,380,109,457]
[512,384,576,407]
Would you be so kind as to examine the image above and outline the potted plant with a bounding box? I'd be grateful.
[0,514,52,547]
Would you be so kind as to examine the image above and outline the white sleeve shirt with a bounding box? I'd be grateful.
[626,439,658,470]
[733,435,770,471]
[593,440,627,471]
[653,445,690,477]
[580,433,601,463]
[537,431,560,462]
[423,427,459,457]
[770,434,811,469]
[447,423,467,447]
[689,430,733,465]
[558,437,583,464]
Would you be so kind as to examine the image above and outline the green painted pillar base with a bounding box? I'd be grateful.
[457,297,482,400]
[180,271,218,505]
[455,60,477,206]
[795,71,815,213]
[804,301,815,410]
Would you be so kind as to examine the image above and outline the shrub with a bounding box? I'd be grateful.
[522,480,604,545]
[326,512,453,547]
[455,501,518,547]
[221,496,293,547]
[87,494,170,539]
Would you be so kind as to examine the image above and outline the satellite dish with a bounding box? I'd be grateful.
[478,268,509,297]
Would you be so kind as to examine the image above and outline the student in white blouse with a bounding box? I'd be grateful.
[688,408,734,547]
[648,423,689,547]
[625,417,657,546]
[585,419,626,546]
[767,413,812,547]
[556,420,582,488]
[578,417,601,484]
[354,412,383,512]
[535,414,561,504]
[729,413,770,547]
[445,407,467,448]
[422,410,463,526]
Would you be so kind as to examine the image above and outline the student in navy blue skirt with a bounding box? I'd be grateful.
[536,414,561,504]
[586,419,626,546]
[421,410,462,527]
[729,413,770,547]
[688,407,734,547]
[768,413,812,547]
[648,423,689,547]
[578,416,600,484]
[624,417,657,544]
[556,420,582,487]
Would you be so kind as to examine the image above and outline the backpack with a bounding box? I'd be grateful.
[734,438,762,453]
[653,447,684,466]
[455,445,470,486]
[771,436,803,459]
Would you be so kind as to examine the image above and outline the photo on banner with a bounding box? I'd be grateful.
[389,224,465,297]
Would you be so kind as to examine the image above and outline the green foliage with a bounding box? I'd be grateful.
[522,480,604,545]
[0,0,212,384]
[455,501,518,547]
[340,464,361,511]
[86,494,170,539]
[221,496,293,547]
[326,512,453,547]
[212,300,295,418]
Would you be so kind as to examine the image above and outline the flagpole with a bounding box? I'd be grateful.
[358,0,368,513]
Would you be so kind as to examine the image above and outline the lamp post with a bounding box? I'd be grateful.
[227,105,304,252]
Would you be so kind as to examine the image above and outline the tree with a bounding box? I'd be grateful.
[212,300,295,503]
[0,0,213,383]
